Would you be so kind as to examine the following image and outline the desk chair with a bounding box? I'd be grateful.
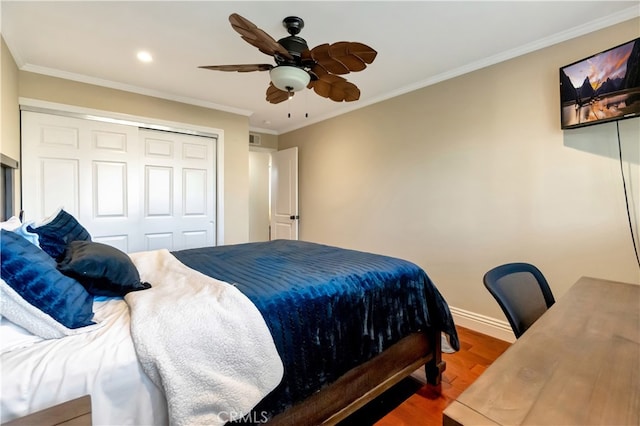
[483,263,555,338]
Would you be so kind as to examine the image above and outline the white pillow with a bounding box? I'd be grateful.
[0,216,21,231]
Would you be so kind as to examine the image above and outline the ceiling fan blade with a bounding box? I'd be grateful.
[309,43,350,75]
[329,42,366,72]
[229,13,293,60]
[345,42,378,64]
[229,14,259,41]
[199,64,273,72]
[309,64,329,78]
[240,36,278,58]
[309,77,329,98]
[266,82,291,104]
[330,80,360,102]
[310,42,377,74]
[312,74,360,102]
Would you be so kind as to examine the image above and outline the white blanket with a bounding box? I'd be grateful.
[126,249,283,426]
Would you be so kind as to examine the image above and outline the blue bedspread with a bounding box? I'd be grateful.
[172,240,458,419]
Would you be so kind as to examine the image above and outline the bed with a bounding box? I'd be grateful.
[1,210,459,425]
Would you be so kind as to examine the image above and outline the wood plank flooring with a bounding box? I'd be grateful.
[340,326,511,425]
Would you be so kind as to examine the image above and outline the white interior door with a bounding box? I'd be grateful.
[270,147,298,240]
[21,111,216,253]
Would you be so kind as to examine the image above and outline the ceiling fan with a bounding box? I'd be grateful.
[199,13,377,104]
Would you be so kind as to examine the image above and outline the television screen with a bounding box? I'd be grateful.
[560,38,640,129]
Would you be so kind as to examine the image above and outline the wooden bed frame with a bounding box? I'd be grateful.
[269,326,445,425]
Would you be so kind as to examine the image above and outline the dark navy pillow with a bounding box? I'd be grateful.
[0,229,95,330]
[28,209,91,261]
[58,241,151,297]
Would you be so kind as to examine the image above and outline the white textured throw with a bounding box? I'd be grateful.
[126,249,283,426]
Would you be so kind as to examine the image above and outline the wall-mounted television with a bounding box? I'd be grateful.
[560,37,640,129]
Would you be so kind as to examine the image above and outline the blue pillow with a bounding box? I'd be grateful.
[28,209,91,261]
[58,241,152,297]
[0,230,95,333]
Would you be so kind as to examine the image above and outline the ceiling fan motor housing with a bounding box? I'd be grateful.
[276,36,309,64]
[276,16,310,67]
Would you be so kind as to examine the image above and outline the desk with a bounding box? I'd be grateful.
[443,276,640,426]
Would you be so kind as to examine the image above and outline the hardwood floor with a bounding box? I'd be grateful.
[340,326,512,425]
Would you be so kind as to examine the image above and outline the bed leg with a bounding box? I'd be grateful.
[425,359,446,386]
[425,329,446,387]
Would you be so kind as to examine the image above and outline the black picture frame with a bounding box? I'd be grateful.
[560,38,640,130]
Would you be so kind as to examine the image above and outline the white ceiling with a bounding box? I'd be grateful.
[2,1,638,134]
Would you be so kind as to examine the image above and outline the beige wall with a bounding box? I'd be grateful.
[1,36,21,217]
[279,19,640,321]
[15,71,251,244]
[250,131,278,150]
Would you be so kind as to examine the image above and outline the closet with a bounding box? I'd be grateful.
[21,110,217,253]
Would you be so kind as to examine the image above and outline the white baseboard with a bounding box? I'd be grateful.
[449,306,515,343]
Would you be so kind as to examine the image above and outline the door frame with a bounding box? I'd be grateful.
[19,97,226,245]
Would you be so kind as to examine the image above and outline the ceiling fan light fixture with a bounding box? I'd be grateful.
[270,66,310,92]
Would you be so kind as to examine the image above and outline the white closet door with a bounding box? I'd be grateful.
[21,111,216,253]
[21,111,140,252]
[139,129,215,251]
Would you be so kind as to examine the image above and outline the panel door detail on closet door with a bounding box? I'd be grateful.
[21,111,139,253]
[139,129,215,251]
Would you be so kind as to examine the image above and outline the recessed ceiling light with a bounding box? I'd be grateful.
[137,51,153,63]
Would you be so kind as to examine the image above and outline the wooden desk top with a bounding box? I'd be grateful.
[443,276,640,426]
